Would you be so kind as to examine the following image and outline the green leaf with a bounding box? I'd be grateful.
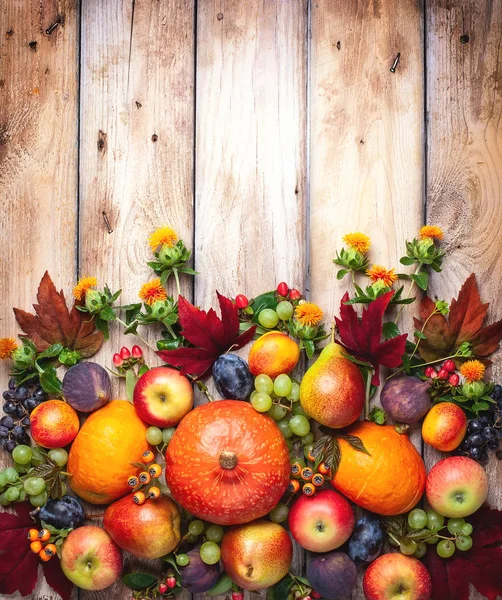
[125,370,137,403]
[336,269,349,280]
[178,267,198,275]
[39,365,63,396]
[295,576,311,586]
[414,330,427,340]
[160,270,170,286]
[37,343,64,360]
[383,322,401,340]
[251,291,278,323]
[325,437,341,474]
[341,434,371,456]
[138,365,149,377]
[369,406,387,425]
[266,575,294,600]
[99,306,116,321]
[122,573,158,591]
[304,339,315,359]
[163,555,180,575]
[471,401,490,412]
[206,574,232,596]
[400,256,416,266]
[410,271,429,291]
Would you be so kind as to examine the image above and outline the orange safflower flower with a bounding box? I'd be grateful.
[139,278,168,306]
[295,302,324,327]
[342,232,371,254]
[73,276,97,300]
[366,265,398,287]
[419,225,444,241]
[0,338,17,360]
[460,360,485,383]
[148,226,178,251]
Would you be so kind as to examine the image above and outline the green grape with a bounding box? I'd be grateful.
[288,382,300,402]
[188,519,205,535]
[414,542,427,559]
[455,535,473,552]
[176,553,190,567]
[23,476,46,496]
[267,404,288,421]
[12,445,33,466]
[254,374,274,395]
[258,309,279,329]
[251,392,273,413]
[5,487,20,502]
[4,467,19,483]
[291,404,307,417]
[277,419,293,439]
[302,432,315,446]
[426,510,445,531]
[48,448,68,467]
[269,503,289,523]
[274,374,293,398]
[146,426,163,445]
[304,444,314,460]
[186,533,198,544]
[289,415,311,437]
[206,525,224,543]
[162,427,176,444]
[400,539,418,556]
[425,534,439,545]
[408,508,428,530]
[30,447,45,466]
[199,541,221,565]
[436,539,456,558]
[286,438,293,451]
[447,517,465,535]
[60,481,67,496]
[17,489,27,503]
[29,490,48,508]
[0,492,10,507]
[276,301,294,321]
[460,522,473,536]
[13,462,29,474]
[250,390,259,402]
[0,473,7,489]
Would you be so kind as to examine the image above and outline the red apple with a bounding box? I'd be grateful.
[426,455,488,518]
[133,366,193,427]
[103,495,181,559]
[288,489,354,552]
[61,526,122,591]
[363,553,431,600]
[221,519,292,591]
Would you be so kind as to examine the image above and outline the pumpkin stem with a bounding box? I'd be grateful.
[219,450,238,470]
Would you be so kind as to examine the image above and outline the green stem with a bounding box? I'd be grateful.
[173,268,181,297]
[364,369,373,419]
[116,318,157,352]
[394,262,423,324]
[164,323,177,340]
[409,309,439,362]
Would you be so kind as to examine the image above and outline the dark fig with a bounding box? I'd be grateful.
[307,551,357,600]
[179,549,221,593]
[212,354,254,400]
[62,362,111,413]
[380,376,431,424]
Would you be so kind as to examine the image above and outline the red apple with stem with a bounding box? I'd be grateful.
[363,553,431,600]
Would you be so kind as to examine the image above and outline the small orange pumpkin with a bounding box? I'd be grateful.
[165,400,290,525]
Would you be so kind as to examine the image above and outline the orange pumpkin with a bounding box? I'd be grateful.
[165,400,290,525]
[331,421,426,516]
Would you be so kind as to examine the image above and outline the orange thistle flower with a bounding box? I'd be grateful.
[73,276,97,301]
[0,338,17,360]
[366,265,398,287]
[148,226,178,251]
[139,278,168,306]
[460,360,485,383]
[343,232,371,254]
[419,225,443,241]
[295,302,324,327]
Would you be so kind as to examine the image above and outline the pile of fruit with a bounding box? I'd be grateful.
[1,225,502,600]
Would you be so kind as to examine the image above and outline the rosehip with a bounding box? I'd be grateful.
[448,373,460,386]
[158,582,168,594]
[424,366,437,378]
[235,294,249,309]
[289,288,301,301]
[277,281,289,297]
[304,596,312,600]
[437,367,449,380]
[113,353,124,367]
[131,345,143,359]
[166,576,177,589]
[232,593,244,600]
[311,593,322,599]
[443,359,456,372]
[120,346,131,360]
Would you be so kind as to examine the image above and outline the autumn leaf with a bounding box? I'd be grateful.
[414,274,502,364]
[157,292,257,378]
[13,271,104,358]
[335,290,408,385]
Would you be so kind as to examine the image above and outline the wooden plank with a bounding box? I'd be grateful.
[425,5,502,599]
[78,0,194,598]
[310,1,424,597]
[194,1,308,597]
[0,0,79,599]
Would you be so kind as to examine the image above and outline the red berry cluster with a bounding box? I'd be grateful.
[425,359,459,386]
[113,345,143,368]
[27,528,57,562]
[234,282,302,310]
[158,576,177,594]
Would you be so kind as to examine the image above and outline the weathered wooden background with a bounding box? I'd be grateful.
[1,0,501,599]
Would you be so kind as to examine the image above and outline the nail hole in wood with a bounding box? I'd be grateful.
[6,29,13,37]
[97,130,107,152]
[460,34,469,44]
[29,41,37,50]
[217,13,224,20]
[135,101,142,108]
[336,41,341,50]
[151,134,158,142]
[360,139,365,144]
[0,80,4,88]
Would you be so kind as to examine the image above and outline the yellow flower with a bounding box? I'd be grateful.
[139,278,168,306]
[366,265,398,287]
[460,360,485,383]
[343,232,371,254]
[0,338,17,360]
[149,226,178,251]
[295,302,324,327]
[73,276,97,300]
[419,225,443,241]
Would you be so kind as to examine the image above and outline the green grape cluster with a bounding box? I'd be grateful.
[257,301,294,330]
[146,426,176,447]
[183,519,225,565]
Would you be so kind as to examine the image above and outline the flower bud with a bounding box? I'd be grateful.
[158,244,182,267]
[120,346,131,360]
[84,289,104,313]
[462,381,485,399]
[277,281,289,297]
[289,289,301,301]
[131,345,143,359]
[112,353,123,367]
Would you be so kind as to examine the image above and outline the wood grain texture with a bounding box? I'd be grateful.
[425,7,502,599]
[78,0,194,599]
[0,0,78,598]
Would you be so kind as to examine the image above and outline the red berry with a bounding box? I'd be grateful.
[235,294,249,309]
[166,576,177,589]
[232,593,244,600]
[120,346,131,360]
[424,366,437,378]
[112,353,123,367]
[131,345,143,359]
[277,281,289,297]
[443,359,456,372]
[158,582,168,594]
[289,288,301,301]
[437,367,449,380]
[448,373,460,386]
[304,596,312,600]
[311,593,322,599]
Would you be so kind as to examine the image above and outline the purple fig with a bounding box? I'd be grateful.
[380,376,431,424]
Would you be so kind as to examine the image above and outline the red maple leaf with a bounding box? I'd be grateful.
[157,292,257,378]
[425,505,502,600]
[0,502,73,599]
[334,290,408,385]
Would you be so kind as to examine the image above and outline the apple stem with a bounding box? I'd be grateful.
[364,369,373,419]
